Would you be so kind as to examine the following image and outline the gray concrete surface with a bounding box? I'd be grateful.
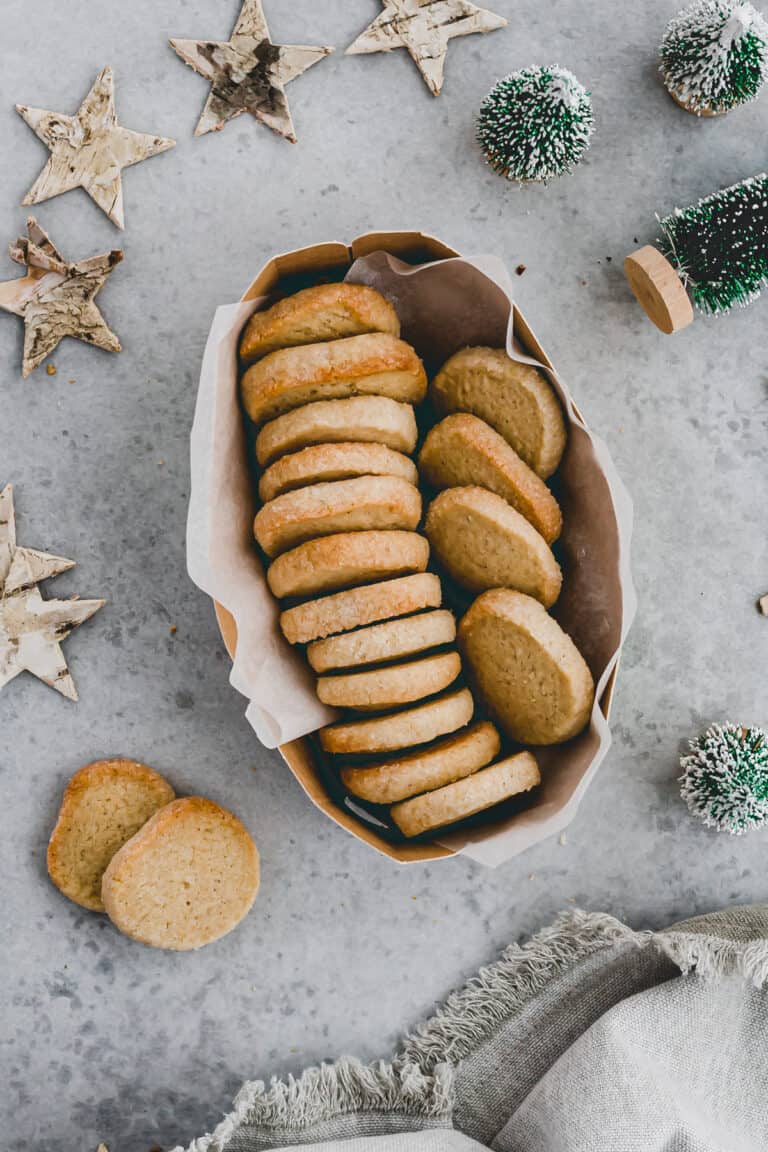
[1,2,766,1150]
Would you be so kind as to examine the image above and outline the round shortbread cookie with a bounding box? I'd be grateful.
[259,442,418,503]
[425,487,562,606]
[267,530,429,600]
[341,720,501,804]
[241,333,427,426]
[47,758,175,912]
[307,608,455,672]
[418,413,562,543]
[430,346,566,479]
[101,797,260,951]
[458,588,595,745]
[390,752,541,837]
[240,283,400,363]
[316,650,461,711]
[255,396,418,468]
[254,475,422,558]
[320,687,474,756]
[280,572,442,646]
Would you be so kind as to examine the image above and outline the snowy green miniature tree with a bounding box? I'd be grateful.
[680,722,768,833]
[659,173,768,313]
[661,0,768,114]
[476,65,593,183]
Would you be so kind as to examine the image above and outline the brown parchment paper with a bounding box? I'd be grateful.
[186,249,635,867]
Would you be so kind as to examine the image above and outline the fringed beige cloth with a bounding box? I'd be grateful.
[173,905,768,1152]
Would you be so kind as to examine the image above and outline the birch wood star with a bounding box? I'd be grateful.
[0,218,123,378]
[0,485,105,701]
[170,0,333,141]
[16,66,176,229]
[346,0,507,96]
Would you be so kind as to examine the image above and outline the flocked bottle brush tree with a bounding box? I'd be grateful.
[624,172,768,332]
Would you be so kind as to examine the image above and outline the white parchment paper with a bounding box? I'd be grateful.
[186,251,636,865]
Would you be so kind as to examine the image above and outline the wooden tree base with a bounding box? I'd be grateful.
[667,87,724,118]
[624,245,694,334]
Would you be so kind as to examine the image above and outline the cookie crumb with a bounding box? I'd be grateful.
[515,263,527,276]
[169,624,177,635]
[46,363,57,376]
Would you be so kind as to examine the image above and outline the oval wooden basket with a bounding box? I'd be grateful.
[214,231,620,864]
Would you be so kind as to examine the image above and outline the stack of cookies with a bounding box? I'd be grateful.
[240,284,594,840]
[47,759,260,950]
[420,348,595,753]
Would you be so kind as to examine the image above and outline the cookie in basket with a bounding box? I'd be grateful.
[258,442,417,503]
[242,333,426,425]
[430,346,566,478]
[390,752,541,837]
[254,475,422,558]
[320,686,474,755]
[255,396,418,467]
[425,486,562,605]
[281,572,442,645]
[316,650,461,710]
[307,608,455,672]
[341,720,501,804]
[267,530,429,599]
[418,413,562,542]
[241,283,400,362]
[459,589,594,744]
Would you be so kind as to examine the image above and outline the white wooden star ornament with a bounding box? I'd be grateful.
[170,0,334,141]
[16,66,176,229]
[0,217,123,378]
[346,0,507,96]
[0,485,105,701]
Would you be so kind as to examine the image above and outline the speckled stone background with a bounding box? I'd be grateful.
[1,2,766,1150]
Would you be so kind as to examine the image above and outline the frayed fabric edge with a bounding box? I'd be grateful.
[169,1059,455,1152]
[655,931,768,987]
[170,909,637,1152]
[402,908,646,1071]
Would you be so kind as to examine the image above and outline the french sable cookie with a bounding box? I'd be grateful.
[240,283,400,362]
[458,588,594,744]
[101,797,260,951]
[254,475,422,558]
[47,758,175,912]
[418,413,562,543]
[320,687,474,755]
[316,650,461,711]
[430,346,566,478]
[425,486,562,606]
[341,720,501,804]
[255,396,418,467]
[280,572,442,645]
[258,442,418,503]
[267,530,429,599]
[390,752,541,837]
[241,333,427,426]
[307,608,455,672]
